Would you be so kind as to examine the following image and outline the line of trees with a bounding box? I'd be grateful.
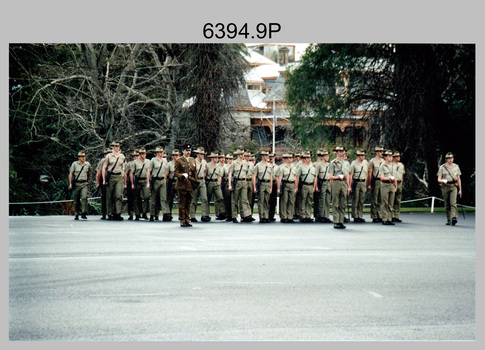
[9,43,475,211]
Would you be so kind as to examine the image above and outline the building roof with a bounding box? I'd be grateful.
[247,91,268,108]
[263,74,286,102]
[244,48,278,66]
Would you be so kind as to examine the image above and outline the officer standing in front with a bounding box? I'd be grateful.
[69,151,91,220]
[174,143,198,227]
[102,141,126,221]
[437,152,462,226]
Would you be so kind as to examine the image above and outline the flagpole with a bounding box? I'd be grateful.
[273,100,276,154]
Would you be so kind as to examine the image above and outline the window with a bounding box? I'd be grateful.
[247,84,261,91]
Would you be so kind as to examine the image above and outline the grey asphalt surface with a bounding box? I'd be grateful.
[9,212,475,341]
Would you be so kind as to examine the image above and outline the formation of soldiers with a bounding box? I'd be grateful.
[69,142,462,227]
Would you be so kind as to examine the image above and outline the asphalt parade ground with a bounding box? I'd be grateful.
[9,212,476,341]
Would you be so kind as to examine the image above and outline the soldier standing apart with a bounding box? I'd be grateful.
[329,146,351,229]
[166,149,180,221]
[174,143,198,227]
[222,154,233,221]
[130,148,150,220]
[437,152,462,226]
[379,150,398,225]
[147,146,170,221]
[253,150,273,223]
[314,150,332,223]
[277,152,297,223]
[294,152,317,223]
[349,150,368,223]
[206,152,226,221]
[125,151,139,220]
[392,151,405,223]
[228,149,252,223]
[268,153,278,222]
[190,147,210,222]
[96,148,111,220]
[69,151,91,220]
[368,146,385,223]
[102,141,126,221]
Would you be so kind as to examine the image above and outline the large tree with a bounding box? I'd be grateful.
[179,44,249,152]
[286,44,475,204]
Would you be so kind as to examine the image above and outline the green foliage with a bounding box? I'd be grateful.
[285,43,475,204]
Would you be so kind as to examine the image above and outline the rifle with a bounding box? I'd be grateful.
[352,164,364,193]
[317,164,329,190]
[206,167,217,187]
[71,164,86,190]
[298,169,310,193]
[280,170,291,193]
[133,162,146,189]
[105,157,120,184]
[149,160,163,191]
[231,164,243,190]
[256,165,269,193]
